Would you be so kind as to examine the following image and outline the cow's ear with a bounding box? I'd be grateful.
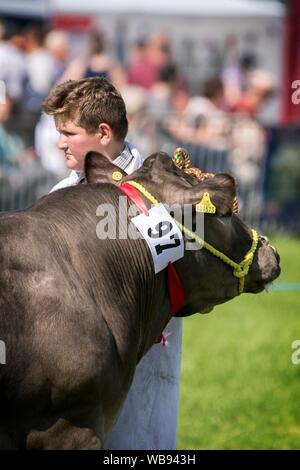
[211,173,236,216]
[84,151,126,185]
[187,173,236,216]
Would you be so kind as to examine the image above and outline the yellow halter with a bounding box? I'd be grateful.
[125,180,259,295]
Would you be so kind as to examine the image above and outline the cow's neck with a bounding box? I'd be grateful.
[92,187,172,366]
[100,242,171,366]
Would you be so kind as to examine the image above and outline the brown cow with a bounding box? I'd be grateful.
[0,152,280,449]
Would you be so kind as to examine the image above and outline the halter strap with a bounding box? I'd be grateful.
[124,180,258,295]
[119,182,185,316]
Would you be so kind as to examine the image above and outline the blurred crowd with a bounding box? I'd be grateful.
[0,20,275,195]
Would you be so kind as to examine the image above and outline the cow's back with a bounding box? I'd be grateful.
[0,184,166,446]
[0,200,128,440]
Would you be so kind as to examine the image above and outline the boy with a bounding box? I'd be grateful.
[42,77,182,449]
[42,77,143,188]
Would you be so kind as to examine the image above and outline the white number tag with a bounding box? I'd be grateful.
[131,203,184,273]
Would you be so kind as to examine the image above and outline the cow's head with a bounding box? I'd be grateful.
[84,151,280,316]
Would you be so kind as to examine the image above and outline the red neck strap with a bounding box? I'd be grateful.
[119,182,149,215]
[119,182,185,316]
[167,262,185,316]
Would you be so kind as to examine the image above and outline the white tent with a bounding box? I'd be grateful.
[0,0,48,17]
[50,0,284,18]
[0,0,285,20]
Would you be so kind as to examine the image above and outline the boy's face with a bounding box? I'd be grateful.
[57,121,102,171]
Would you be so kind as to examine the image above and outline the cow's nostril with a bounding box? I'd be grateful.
[259,235,269,245]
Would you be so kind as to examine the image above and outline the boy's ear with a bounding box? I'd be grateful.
[84,151,126,185]
[98,123,111,146]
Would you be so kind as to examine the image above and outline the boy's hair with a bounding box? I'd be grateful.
[42,77,128,141]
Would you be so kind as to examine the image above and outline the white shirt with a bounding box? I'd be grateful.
[0,42,26,100]
[26,48,54,96]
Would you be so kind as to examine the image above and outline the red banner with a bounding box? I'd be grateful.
[282,0,300,123]
[51,15,95,32]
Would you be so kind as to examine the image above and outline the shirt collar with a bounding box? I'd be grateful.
[112,142,134,171]
[75,142,134,183]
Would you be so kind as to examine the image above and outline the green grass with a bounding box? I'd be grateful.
[178,237,300,449]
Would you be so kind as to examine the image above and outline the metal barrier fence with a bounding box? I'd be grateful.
[0,163,59,212]
[160,138,267,230]
[0,138,266,230]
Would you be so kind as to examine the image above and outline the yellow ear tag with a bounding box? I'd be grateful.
[195,192,216,214]
[112,171,123,182]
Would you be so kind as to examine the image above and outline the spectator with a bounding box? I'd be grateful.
[35,114,68,178]
[148,63,183,117]
[61,31,126,89]
[121,84,155,156]
[22,23,55,146]
[222,52,257,110]
[23,23,54,109]
[0,22,26,103]
[231,69,275,117]
[229,69,275,210]
[166,76,229,150]
[44,29,71,84]
[127,32,173,90]
[0,94,24,166]
[183,76,229,149]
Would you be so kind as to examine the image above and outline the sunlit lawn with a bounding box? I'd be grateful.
[178,237,300,449]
